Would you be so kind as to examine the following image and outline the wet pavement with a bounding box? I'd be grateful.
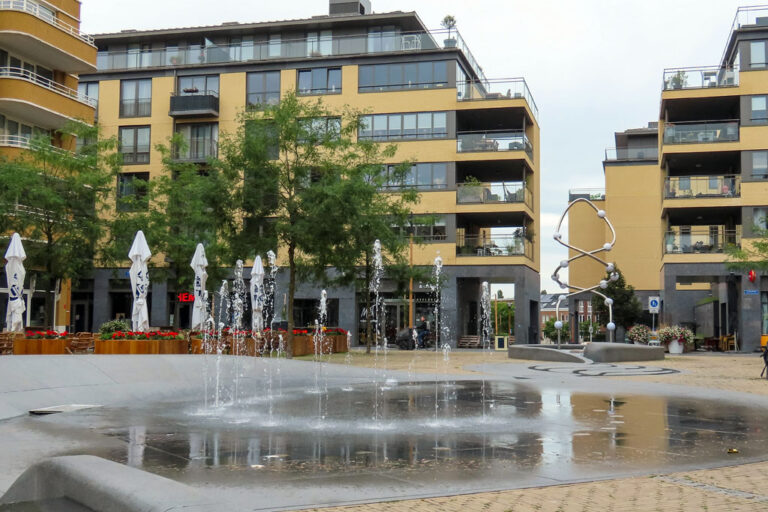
[10,379,768,510]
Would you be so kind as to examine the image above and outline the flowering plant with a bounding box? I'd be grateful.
[101,331,183,341]
[324,327,348,335]
[627,324,651,344]
[25,330,68,339]
[657,326,694,345]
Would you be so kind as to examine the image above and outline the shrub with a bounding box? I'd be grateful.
[99,319,130,335]
[627,324,651,344]
[658,326,694,345]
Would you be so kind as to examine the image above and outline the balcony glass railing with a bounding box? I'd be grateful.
[169,92,220,116]
[456,181,532,207]
[662,65,739,91]
[604,146,658,161]
[173,137,218,162]
[0,0,95,45]
[665,175,741,199]
[663,121,739,145]
[0,134,30,148]
[456,130,532,157]
[96,28,487,83]
[568,188,605,201]
[457,78,539,119]
[0,67,97,107]
[457,233,531,258]
[665,226,741,254]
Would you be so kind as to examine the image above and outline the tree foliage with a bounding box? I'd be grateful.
[101,135,239,324]
[0,122,119,326]
[491,301,514,335]
[218,91,420,356]
[542,317,568,341]
[591,268,642,329]
[726,223,768,273]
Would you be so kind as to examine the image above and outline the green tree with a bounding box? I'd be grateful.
[0,122,120,327]
[542,317,568,341]
[491,300,515,336]
[726,219,768,272]
[591,268,642,331]
[101,135,239,326]
[579,319,597,341]
[218,91,419,357]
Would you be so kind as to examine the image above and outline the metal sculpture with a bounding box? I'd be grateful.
[551,198,618,347]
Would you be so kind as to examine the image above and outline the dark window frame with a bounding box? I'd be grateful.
[118,125,151,165]
[297,67,342,95]
[246,71,281,109]
[120,79,152,118]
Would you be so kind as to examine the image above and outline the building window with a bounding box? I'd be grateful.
[762,292,768,335]
[359,112,448,141]
[246,71,280,109]
[383,163,447,190]
[367,26,399,53]
[754,208,768,231]
[307,30,332,56]
[398,215,447,242]
[175,123,218,161]
[752,96,768,124]
[299,117,341,144]
[751,41,766,69]
[120,79,152,117]
[753,151,768,178]
[268,34,281,58]
[297,67,341,95]
[119,126,150,164]
[358,61,448,92]
[117,172,150,212]
[78,82,99,103]
[178,75,219,96]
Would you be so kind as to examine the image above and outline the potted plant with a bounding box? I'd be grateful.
[627,324,651,345]
[667,70,687,90]
[441,15,457,48]
[459,175,484,203]
[658,325,693,354]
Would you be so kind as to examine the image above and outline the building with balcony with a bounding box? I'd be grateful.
[78,0,541,345]
[0,0,97,329]
[570,6,768,351]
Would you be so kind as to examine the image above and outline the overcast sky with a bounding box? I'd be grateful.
[81,0,748,294]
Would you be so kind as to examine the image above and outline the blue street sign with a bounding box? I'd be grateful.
[744,290,760,295]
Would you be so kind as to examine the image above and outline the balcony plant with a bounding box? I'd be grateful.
[441,15,457,48]
[667,70,688,90]
[460,175,484,202]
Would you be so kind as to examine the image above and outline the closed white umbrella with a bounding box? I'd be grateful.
[128,230,151,332]
[4,233,26,332]
[250,256,264,332]
[190,243,208,331]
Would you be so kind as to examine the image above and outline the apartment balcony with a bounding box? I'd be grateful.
[568,188,605,201]
[457,78,539,120]
[95,28,487,84]
[662,65,739,91]
[0,67,96,128]
[456,130,532,158]
[664,175,740,199]
[456,181,532,208]
[0,0,96,73]
[169,92,219,118]
[604,146,658,162]
[663,121,739,145]
[664,226,741,254]
[456,233,532,259]
[172,138,218,163]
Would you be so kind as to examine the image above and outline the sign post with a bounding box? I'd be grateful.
[648,296,660,334]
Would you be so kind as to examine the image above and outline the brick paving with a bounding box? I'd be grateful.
[304,351,768,512]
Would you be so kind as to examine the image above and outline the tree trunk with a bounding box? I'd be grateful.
[364,251,372,354]
[286,243,296,359]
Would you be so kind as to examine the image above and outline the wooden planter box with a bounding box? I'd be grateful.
[95,338,183,354]
[158,338,188,354]
[230,337,257,357]
[329,334,348,354]
[13,338,68,355]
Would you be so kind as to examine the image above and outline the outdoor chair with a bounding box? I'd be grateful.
[67,332,94,354]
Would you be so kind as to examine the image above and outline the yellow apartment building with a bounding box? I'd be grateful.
[78,0,541,346]
[570,6,768,351]
[0,0,97,329]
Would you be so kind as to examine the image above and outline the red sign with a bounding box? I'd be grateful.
[178,292,195,303]
[749,270,757,283]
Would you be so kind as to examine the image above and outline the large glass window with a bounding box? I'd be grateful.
[367,26,399,53]
[762,292,768,335]
[268,34,281,58]
[359,61,448,92]
[754,207,768,231]
[178,75,219,96]
[307,30,332,56]
[175,123,218,161]
[119,126,150,164]
[752,96,768,124]
[246,71,280,109]
[751,41,767,69]
[117,172,150,212]
[120,79,152,117]
[299,117,341,144]
[297,67,341,95]
[384,163,448,189]
[753,151,768,178]
[360,112,448,141]
[397,215,446,242]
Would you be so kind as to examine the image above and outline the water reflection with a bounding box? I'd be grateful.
[62,380,768,482]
